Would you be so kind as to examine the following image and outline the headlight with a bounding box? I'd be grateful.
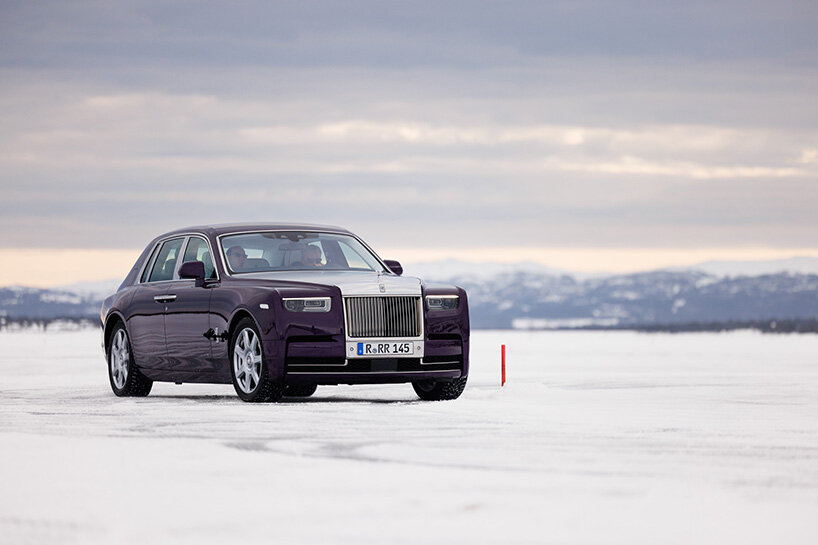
[282,297,332,312]
[426,295,459,311]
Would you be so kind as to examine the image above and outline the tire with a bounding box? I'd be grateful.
[412,376,467,401]
[229,318,284,402]
[284,384,318,397]
[107,322,152,397]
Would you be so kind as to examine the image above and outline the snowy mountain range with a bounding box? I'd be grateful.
[0,286,102,320]
[665,256,818,277]
[450,270,818,329]
[404,256,818,280]
[2,258,818,329]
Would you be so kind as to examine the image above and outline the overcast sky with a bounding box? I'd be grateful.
[2,1,817,283]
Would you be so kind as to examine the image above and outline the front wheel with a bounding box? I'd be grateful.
[107,323,152,397]
[412,377,467,401]
[229,318,284,402]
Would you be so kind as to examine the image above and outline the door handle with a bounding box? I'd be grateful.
[153,294,177,303]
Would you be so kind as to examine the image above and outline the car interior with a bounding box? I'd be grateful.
[221,232,379,273]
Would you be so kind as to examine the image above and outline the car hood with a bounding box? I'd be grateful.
[238,270,422,296]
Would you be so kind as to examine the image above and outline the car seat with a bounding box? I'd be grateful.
[159,259,176,281]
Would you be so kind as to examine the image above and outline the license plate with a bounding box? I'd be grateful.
[357,341,415,356]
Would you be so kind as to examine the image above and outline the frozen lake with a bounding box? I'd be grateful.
[1,329,817,544]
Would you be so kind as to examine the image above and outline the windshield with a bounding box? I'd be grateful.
[220,231,386,274]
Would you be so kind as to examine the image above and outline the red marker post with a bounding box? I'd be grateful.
[501,344,506,386]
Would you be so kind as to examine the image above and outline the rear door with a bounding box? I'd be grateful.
[127,237,185,370]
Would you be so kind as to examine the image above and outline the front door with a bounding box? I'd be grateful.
[164,282,213,373]
[164,236,217,374]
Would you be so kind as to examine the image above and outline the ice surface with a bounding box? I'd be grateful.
[1,329,818,544]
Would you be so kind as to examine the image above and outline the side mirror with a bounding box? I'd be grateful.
[179,260,206,287]
[384,259,403,276]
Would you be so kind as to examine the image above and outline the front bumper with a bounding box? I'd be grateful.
[267,287,469,385]
[282,336,464,384]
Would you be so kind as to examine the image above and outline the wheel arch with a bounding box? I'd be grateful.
[227,308,261,342]
[103,311,128,353]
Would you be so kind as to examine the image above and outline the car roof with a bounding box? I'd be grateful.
[157,222,354,239]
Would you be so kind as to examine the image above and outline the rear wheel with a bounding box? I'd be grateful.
[284,384,318,397]
[412,377,467,401]
[229,318,284,402]
[107,323,152,397]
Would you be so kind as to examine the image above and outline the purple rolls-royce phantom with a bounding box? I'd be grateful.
[101,223,469,402]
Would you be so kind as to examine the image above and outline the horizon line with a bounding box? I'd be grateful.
[2,246,818,288]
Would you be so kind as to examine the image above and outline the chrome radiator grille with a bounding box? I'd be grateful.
[345,296,422,338]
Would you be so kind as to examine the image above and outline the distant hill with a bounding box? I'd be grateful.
[403,256,818,280]
[55,279,121,300]
[447,270,818,329]
[0,286,101,320]
[666,256,818,277]
[401,259,571,280]
[2,268,818,331]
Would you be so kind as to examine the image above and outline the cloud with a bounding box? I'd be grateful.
[0,2,817,254]
[4,91,814,172]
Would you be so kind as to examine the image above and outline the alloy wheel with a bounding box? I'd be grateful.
[110,328,130,389]
[233,327,262,394]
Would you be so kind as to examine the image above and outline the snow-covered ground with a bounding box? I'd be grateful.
[1,329,817,544]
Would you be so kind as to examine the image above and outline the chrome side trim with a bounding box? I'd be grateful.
[286,360,349,367]
[287,369,460,376]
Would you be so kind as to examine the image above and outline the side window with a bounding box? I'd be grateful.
[148,238,185,282]
[182,237,217,279]
[140,244,161,283]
